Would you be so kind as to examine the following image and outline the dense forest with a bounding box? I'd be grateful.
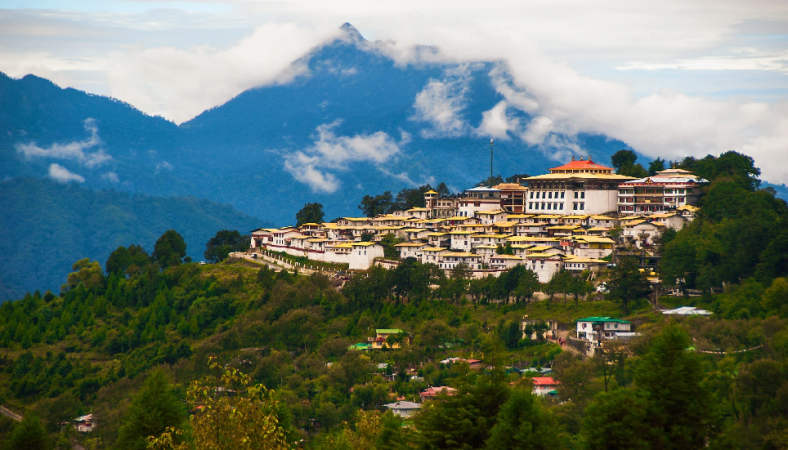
[1,152,788,449]
[0,177,269,301]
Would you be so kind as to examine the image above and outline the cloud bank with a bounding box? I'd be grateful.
[48,164,85,183]
[16,118,111,167]
[2,1,788,183]
[284,121,403,193]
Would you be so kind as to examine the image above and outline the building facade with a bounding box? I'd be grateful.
[524,158,635,215]
[617,168,706,215]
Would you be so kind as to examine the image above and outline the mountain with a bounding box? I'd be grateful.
[0,178,268,301]
[1,24,633,225]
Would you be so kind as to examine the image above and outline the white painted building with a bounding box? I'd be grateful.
[524,158,634,215]
[349,242,384,270]
[617,169,706,215]
[458,187,502,217]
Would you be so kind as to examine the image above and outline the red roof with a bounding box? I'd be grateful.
[421,386,457,397]
[549,159,612,172]
[532,377,560,386]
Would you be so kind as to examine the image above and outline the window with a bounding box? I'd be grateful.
[528,202,533,209]
[573,203,578,211]
[548,192,553,199]
[541,202,545,209]
[530,192,534,199]
[580,202,585,209]
[580,191,585,199]
[574,192,579,199]
[561,191,565,199]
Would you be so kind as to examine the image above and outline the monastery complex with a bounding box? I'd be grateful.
[249,158,705,281]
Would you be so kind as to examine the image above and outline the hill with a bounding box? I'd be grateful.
[0,178,269,300]
[1,24,633,225]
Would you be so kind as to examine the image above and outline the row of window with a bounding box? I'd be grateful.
[528,191,586,200]
[527,202,587,211]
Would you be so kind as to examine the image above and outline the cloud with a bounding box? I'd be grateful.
[48,163,85,183]
[411,65,473,138]
[105,22,340,123]
[476,101,519,139]
[102,171,119,182]
[284,120,403,193]
[156,161,174,172]
[16,118,111,167]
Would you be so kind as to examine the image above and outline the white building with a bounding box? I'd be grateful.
[349,242,384,270]
[525,253,564,283]
[576,317,632,342]
[458,187,501,217]
[524,157,635,215]
[617,168,706,215]
[383,401,422,418]
[532,377,560,397]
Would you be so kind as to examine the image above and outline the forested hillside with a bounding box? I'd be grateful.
[1,153,788,449]
[0,178,268,300]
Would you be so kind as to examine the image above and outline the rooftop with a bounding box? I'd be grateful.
[576,316,631,324]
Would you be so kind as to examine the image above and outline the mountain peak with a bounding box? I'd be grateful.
[339,23,365,42]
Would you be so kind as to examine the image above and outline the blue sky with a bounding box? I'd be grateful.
[1,0,787,184]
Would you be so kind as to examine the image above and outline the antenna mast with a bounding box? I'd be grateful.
[490,138,494,184]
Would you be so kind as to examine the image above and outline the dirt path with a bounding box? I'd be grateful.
[0,405,22,422]
[557,330,582,356]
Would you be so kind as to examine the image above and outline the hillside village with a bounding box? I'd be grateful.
[248,158,705,283]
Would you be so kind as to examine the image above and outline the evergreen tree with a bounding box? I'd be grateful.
[116,369,186,450]
[7,413,48,450]
[295,202,325,226]
[485,389,560,449]
[152,230,187,269]
[583,388,663,449]
[633,324,718,449]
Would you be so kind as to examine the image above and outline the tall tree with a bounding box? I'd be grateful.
[607,257,651,313]
[295,202,325,226]
[204,230,248,263]
[62,258,104,293]
[435,182,451,197]
[648,158,666,176]
[7,413,48,450]
[505,174,530,184]
[106,244,151,275]
[116,369,186,450]
[152,230,187,269]
[358,192,394,217]
[633,324,718,449]
[583,388,664,450]
[611,150,647,178]
[485,389,561,449]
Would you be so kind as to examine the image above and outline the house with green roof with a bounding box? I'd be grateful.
[369,329,409,349]
[576,317,632,342]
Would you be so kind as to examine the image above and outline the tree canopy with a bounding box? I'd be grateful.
[295,202,325,226]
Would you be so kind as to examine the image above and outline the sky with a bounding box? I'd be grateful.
[2,0,788,184]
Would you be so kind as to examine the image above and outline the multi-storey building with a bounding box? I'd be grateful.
[524,157,634,215]
[458,187,502,217]
[494,182,528,213]
[424,190,459,218]
[617,168,706,215]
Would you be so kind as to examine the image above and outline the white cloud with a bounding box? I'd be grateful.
[619,49,788,73]
[105,22,339,123]
[102,171,119,182]
[156,161,174,172]
[48,163,85,183]
[284,120,403,193]
[412,65,473,138]
[476,101,518,139]
[16,118,111,167]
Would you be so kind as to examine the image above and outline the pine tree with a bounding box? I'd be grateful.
[116,369,186,450]
[485,389,560,449]
[7,413,48,450]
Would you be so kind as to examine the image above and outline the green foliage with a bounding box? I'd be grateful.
[414,374,510,449]
[204,230,248,263]
[359,192,394,217]
[648,158,666,176]
[107,245,152,275]
[610,150,647,178]
[117,369,186,450]
[485,389,560,450]
[7,413,48,450]
[583,388,662,449]
[0,177,266,301]
[607,257,650,313]
[296,202,325,226]
[153,230,187,269]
